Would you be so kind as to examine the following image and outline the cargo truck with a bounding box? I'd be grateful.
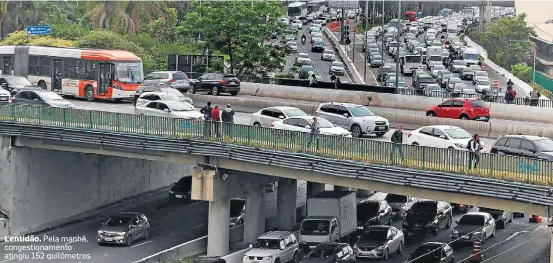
[426,46,443,69]
[401,55,424,75]
[298,191,357,252]
[447,20,458,36]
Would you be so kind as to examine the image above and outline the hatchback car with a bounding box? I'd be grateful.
[143,71,190,92]
[402,200,452,237]
[189,73,241,96]
[169,176,192,201]
[405,125,482,150]
[354,226,404,260]
[286,41,298,52]
[451,212,496,244]
[11,89,74,108]
[304,242,355,263]
[408,242,454,263]
[244,231,301,263]
[97,212,150,246]
[357,199,393,229]
[314,102,389,138]
[136,100,202,119]
[426,98,490,121]
[490,135,553,161]
[478,207,513,229]
[251,106,308,128]
[271,116,351,137]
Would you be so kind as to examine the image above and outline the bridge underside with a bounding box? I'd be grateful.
[11,136,549,217]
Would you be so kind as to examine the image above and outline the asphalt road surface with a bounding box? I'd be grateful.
[0,182,308,263]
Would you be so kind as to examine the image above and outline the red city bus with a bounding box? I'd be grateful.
[0,46,143,101]
[405,11,417,22]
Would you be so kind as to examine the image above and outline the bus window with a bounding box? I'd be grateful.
[115,62,143,84]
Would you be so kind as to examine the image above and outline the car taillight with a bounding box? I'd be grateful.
[408,133,412,138]
[169,79,176,83]
[220,80,228,84]
[235,79,240,84]
[186,77,190,81]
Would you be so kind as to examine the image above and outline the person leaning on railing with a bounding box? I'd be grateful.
[390,126,404,163]
[200,102,213,136]
[467,134,481,169]
[306,117,320,149]
[530,87,541,106]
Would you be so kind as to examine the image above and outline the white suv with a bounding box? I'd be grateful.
[244,231,301,263]
[250,106,309,128]
[314,102,389,138]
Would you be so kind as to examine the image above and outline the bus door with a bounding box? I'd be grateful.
[98,63,112,96]
[2,56,13,75]
[52,59,63,92]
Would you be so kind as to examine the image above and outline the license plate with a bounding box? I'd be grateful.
[104,237,113,241]
[462,236,470,239]
[478,117,487,120]
[175,195,183,198]
[0,97,7,101]
[251,261,259,263]
[229,81,235,84]
[309,246,316,249]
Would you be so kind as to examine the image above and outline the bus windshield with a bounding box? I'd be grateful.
[287,3,305,17]
[115,62,143,84]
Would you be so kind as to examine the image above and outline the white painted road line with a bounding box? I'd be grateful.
[131,240,152,248]
[0,259,15,263]
[505,231,520,241]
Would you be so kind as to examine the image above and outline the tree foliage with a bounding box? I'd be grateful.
[472,14,536,69]
[178,1,290,78]
[511,63,532,82]
[0,30,75,47]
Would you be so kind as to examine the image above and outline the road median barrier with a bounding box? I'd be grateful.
[323,27,364,84]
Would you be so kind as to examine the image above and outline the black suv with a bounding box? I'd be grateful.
[189,73,241,96]
[357,199,393,230]
[490,135,553,161]
[408,242,454,263]
[402,200,452,237]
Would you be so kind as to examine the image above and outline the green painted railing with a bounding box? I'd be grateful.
[1,105,552,186]
[535,70,553,94]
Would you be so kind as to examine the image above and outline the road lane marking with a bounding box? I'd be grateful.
[0,259,15,263]
[131,240,152,248]
[505,231,520,241]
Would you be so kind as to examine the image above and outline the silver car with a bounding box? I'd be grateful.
[314,102,389,138]
[97,212,150,246]
[354,226,404,260]
[244,231,300,263]
[144,71,191,92]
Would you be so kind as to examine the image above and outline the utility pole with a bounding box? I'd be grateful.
[371,0,375,24]
[340,8,345,44]
[364,0,369,81]
[395,0,401,88]
[381,0,385,65]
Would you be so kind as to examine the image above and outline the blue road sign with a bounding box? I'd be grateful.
[26,25,51,35]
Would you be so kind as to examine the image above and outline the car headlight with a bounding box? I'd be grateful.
[454,143,465,148]
[300,241,306,244]
[244,255,249,259]
[264,256,273,260]
[116,232,126,236]
[377,245,385,250]
[473,232,481,237]
[402,221,408,226]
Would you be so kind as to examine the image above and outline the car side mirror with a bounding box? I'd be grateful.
[164,108,170,113]
[249,244,253,249]
[343,113,349,118]
[279,115,285,119]
[305,125,311,129]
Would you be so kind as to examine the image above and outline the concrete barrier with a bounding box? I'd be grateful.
[323,27,364,84]
[229,83,553,124]
[222,247,251,263]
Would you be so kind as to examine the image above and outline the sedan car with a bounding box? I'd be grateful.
[304,242,355,263]
[475,80,492,93]
[136,92,193,108]
[407,242,454,263]
[472,70,490,85]
[286,41,298,51]
[369,55,384,67]
[271,116,352,137]
[169,176,192,201]
[136,100,202,119]
[449,60,466,73]
[250,106,308,127]
[321,49,336,61]
[446,77,463,91]
[296,53,312,65]
[11,89,74,108]
[311,41,325,52]
[311,33,323,43]
[354,226,404,260]
[189,73,241,96]
[424,84,442,97]
[329,61,345,75]
[478,207,513,229]
[430,65,447,78]
[406,125,482,150]
[97,212,150,246]
[459,67,475,80]
[451,212,496,244]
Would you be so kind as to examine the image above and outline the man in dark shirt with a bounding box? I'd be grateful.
[390,126,404,162]
[221,104,235,137]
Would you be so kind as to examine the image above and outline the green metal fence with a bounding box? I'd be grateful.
[1,105,552,186]
[534,70,553,94]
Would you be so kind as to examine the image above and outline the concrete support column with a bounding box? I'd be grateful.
[277,179,297,231]
[334,186,353,191]
[207,198,230,256]
[307,182,325,197]
[244,187,265,244]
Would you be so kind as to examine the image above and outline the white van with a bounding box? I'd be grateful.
[461,48,479,65]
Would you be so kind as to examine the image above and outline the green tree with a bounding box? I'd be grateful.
[511,63,532,82]
[178,1,290,78]
[472,14,536,69]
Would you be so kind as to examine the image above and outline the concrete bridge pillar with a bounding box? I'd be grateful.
[244,186,265,244]
[306,182,325,197]
[277,179,297,230]
[207,197,230,256]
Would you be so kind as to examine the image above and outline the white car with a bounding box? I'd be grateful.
[314,102,389,138]
[321,49,336,61]
[0,87,10,103]
[251,106,309,128]
[136,100,202,119]
[286,41,298,51]
[136,91,193,107]
[296,53,312,65]
[405,125,484,150]
[243,231,300,263]
[475,80,492,93]
[430,65,447,78]
[271,116,352,137]
[309,27,321,34]
[472,71,490,85]
[451,212,496,244]
[292,20,303,29]
[311,33,322,43]
[329,61,345,75]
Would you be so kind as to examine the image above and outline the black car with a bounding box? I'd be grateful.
[311,41,325,52]
[478,207,514,229]
[413,74,436,91]
[304,242,355,263]
[192,256,226,263]
[189,73,241,96]
[357,199,393,230]
[402,200,452,237]
[408,242,455,263]
[451,203,471,213]
[377,66,394,82]
[490,135,553,161]
[169,176,192,201]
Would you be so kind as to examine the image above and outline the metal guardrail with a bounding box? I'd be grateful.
[1,105,553,187]
[1,121,553,209]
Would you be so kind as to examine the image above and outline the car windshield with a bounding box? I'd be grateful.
[464,53,479,60]
[535,139,553,152]
[450,78,462,83]
[115,62,143,84]
[442,74,453,79]
[105,216,132,226]
[282,108,308,117]
[471,100,486,107]
[409,202,437,215]
[348,106,375,117]
[308,246,338,259]
[314,41,324,46]
[373,56,383,60]
[332,62,344,67]
[313,33,322,38]
[166,102,194,111]
[253,239,280,249]
[5,77,32,86]
[324,50,334,55]
[386,194,407,203]
[361,229,388,240]
[458,215,485,226]
[454,60,465,65]
[287,42,297,46]
[300,220,330,235]
[314,118,334,128]
[159,93,181,101]
[426,85,441,91]
[36,91,64,101]
[357,202,379,221]
[444,128,472,139]
[433,65,446,71]
[476,71,488,77]
[302,66,314,72]
[419,76,434,83]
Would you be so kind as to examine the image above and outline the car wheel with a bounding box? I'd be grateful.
[187,88,196,94]
[230,91,238,96]
[144,228,150,239]
[383,248,389,260]
[211,86,219,96]
[253,122,261,127]
[426,111,436,117]
[397,241,403,255]
[351,124,362,138]
[85,86,94,102]
[459,115,469,120]
[292,252,300,263]
[125,234,133,246]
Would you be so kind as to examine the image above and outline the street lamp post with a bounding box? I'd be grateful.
[395,0,401,88]
[364,0,369,81]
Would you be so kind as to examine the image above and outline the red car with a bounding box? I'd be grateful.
[425,98,490,121]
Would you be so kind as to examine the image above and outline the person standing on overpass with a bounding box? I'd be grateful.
[306,116,320,149]
[221,104,235,137]
[211,105,221,137]
[200,101,213,136]
[467,134,481,169]
[390,126,404,163]
[530,87,541,106]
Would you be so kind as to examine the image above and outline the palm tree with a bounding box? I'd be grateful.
[0,1,37,39]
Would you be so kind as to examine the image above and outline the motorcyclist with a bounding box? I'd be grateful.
[301,34,306,44]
